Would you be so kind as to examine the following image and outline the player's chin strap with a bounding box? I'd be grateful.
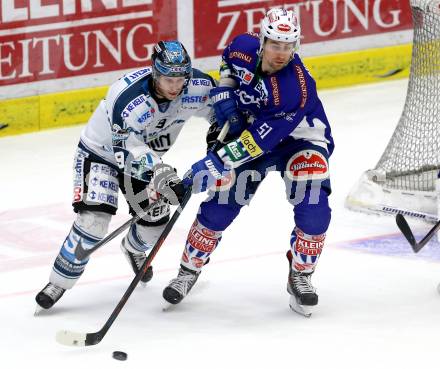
[56,122,230,348]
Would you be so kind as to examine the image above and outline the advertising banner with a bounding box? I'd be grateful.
[193,0,413,58]
[0,0,177,87]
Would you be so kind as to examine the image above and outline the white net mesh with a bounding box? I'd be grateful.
[345,0,440,221]
[375,1,440,192]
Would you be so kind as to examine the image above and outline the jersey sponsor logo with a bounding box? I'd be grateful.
[89,163,118,177]
[181,95,207,104]
[232,65,255,86]
[191,78,212,87]
[99,180,118,192]
[294,65,308,108]
[286,150,329,181]
[224,141,245,162]
[230,51,252,63]
[277,23,292,32]
[73,155,84,187]
[188,225,219,253]
[239,130,263,157]
[270,76,281,106]
[87,190,117,206]
[293,261,316,272]
[275,111,297,122]
[121,94,147,118]
[293,230,325,257]
[201,228,216,237]
[137,110,153,124]
[191,257,205,269]
[254,80,269,104]
[127,68,150,81]
[243,72,253,84]
[73,186,82,202]
[148,134,172,152]
[237,90,263,107]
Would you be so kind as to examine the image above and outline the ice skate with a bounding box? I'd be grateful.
[287,269,318,318]
[35,282,66,315]
[120,240,153,286]
[162,265,200,305]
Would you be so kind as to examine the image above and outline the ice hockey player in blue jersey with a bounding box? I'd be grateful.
[35,41,216,313]
[163,9,334,317]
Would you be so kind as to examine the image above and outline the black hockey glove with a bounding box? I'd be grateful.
[151,163,186,205]
[205,122,237,153]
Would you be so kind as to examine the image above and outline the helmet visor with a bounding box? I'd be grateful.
[154,59,191,78]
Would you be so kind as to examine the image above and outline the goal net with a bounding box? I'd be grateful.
[345,0,440,222]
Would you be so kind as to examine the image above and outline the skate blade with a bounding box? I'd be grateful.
[162,302,178,312]
[34,305,45,316]
[140,281,147,288]
[289,296,313,318]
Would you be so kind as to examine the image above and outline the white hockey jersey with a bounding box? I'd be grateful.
[79,67,216,181]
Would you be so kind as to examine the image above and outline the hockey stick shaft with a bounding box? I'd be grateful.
[396,214,440,253]
[75,199,165,260]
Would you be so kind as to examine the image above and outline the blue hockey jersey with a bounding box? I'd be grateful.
[216,33,334,168]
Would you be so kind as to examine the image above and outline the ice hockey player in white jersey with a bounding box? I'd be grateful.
[35,40,216,312]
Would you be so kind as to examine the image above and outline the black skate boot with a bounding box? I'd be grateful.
[163,265,200,305]
[120,240,153,284]
[286,251,318,317]
[35,282,66,313]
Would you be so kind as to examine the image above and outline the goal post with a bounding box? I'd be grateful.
[345,0,440,222]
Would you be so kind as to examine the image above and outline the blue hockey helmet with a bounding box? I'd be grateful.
[151,41,192,86]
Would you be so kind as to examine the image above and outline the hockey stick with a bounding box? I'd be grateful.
[396,214,440,253]
[74,199,166,260]
[56,123,230,347]
[56,188,192,346]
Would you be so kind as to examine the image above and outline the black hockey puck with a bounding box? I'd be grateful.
[112,351,127,361]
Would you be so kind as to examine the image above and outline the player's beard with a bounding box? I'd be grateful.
[265,58,289,74]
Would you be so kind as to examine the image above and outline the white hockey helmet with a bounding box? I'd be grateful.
[260,8,301,50]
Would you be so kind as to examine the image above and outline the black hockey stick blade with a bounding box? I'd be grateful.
[396,214,440,253]
[74,200,164,260]
[56,188,192,347]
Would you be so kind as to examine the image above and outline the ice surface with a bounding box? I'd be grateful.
[1,79,440,369]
